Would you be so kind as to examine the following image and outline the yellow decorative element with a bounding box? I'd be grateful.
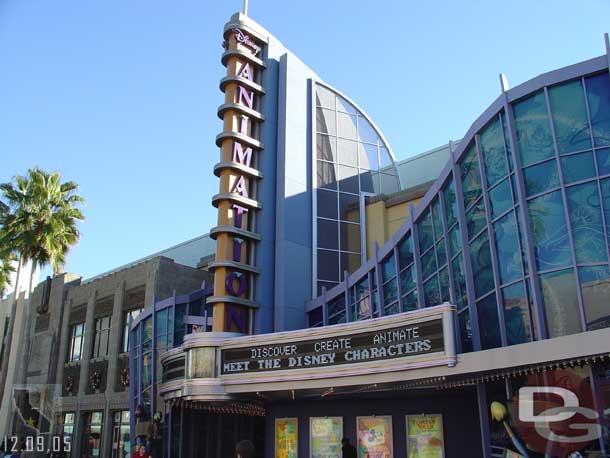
[490,401,508,422]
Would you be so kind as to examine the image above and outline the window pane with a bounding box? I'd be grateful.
[317,218,338,250]
[579,266,610,330]
[528,190,572,271]
[328,312,346,325]
[339,192,359,222]
[452,254,468,309]
[417,209,434,253]
[337,112,357,140]
[381,254,396,282]
[502,282,532,345]
[602,178,610,249]
[494,211,522,285]
[549,80,592,153]
[448,225,462,257]
[316,108,336,136]
[355,277,370,301]
[585,72,610,148]
[356,297,371,320]
[359,169,378,193]
[523,159,559,196]
[317,160,337,189]
[357,117,379,144]
[562,151,596,184]
[380,173,400,194]
[460,144,482,209]
[596,148,610,176]
[437,239,447,267]
[317,189,338,219]
[337,165,359,194]
[402,290,418,312]
[340,252,361,274]
[539,268,582,337]
[317,134,337,162]
[358,143,378,170]
[337,138,358,166]
[398,235,414,269]
[501,111,514,171]
[421,248,437,280]
[470,232,494,298]
[340,222,360,253]
[316,85,335,109]
[399,264,416,293]
[439,267,450,303]
[336,95,357,114]
[480,116,508,187]
[308,307,323,327]
[380,146,393,169]
[424,275,441,307]
[432,200,443,240]
[383,278,398,305]
[567,181,606,264]
[477,293,502,349]
[513,91,555,166]
[317,249,339,281]
[459,310,473,353]
[443,179,458,228]
[466,199,486,240]
[328,295,346,317]
[489,178,513,219]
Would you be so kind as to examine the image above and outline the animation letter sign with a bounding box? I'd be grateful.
[211,25,267,333]
[220,318,444,374]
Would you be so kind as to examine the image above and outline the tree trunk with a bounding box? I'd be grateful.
[17,260,36,388]
[0,255,22,434]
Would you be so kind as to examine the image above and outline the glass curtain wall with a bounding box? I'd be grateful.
[314,83,400,296]
[130,289,211,423]
[308,71,610,354]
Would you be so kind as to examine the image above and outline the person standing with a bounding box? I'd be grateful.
[235,440,255,458]
[341,438,357,458]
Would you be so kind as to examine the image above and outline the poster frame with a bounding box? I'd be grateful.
[355,415,394,458]
[405,413,445,458]
[309,416,344,458]
[275,417,299,458]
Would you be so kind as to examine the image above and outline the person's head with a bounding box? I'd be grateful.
[138,445,146,455]
[341,438,350,446]
[236,440,255,458]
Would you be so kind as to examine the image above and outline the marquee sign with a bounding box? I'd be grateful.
[210,24,267,333]
[220,318,444,374]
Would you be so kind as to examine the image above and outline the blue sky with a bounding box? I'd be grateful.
[1,0,609,280]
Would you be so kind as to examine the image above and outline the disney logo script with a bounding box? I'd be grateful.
[233,28,261,55]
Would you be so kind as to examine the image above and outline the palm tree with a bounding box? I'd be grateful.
[0,252,17,298]
[0,168,84,408]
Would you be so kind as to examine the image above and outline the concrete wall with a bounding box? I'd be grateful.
[8,257,209,456]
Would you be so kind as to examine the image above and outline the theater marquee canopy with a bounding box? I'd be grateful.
[158,303,457,401]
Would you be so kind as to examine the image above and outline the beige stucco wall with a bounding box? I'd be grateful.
[365,197,422,258]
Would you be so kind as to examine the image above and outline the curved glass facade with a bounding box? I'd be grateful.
[129,288,212,422]
[307,67,610,352]
[314,82,401,295]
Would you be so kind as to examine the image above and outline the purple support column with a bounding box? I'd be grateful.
[477,383,492,458]
[410,205,425,309]
[451,146,483,351]
[474,133,508,347]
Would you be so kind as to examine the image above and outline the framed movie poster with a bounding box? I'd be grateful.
[310,417,343,458]
[275,418,298,458]
[406,414,444,458]
[356,416,393,458]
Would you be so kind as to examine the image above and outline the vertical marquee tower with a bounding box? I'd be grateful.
[209,20,268,333]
